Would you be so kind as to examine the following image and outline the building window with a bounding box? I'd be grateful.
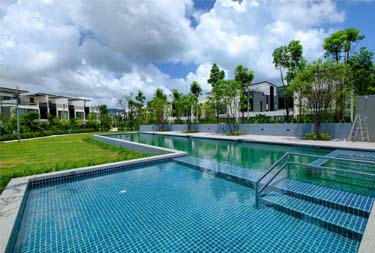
[30,97,35,104]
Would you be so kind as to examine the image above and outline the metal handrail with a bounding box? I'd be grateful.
[289,161,375,178]
[256,152,290,183]
[288,152,375,165]
[254,151,375,208]
[255,152,289,208]
[259,162,288,193]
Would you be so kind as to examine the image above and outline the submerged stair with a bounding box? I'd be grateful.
[261,191,368,241]
[175,155,375,241]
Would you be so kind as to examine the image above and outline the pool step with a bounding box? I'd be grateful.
[261,192,368,241]
[270,179,374,218]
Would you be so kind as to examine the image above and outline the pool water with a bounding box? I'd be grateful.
[111,133,375,195]
[12,162,359,253]
[112,133,330,171]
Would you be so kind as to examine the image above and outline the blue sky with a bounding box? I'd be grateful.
[0,0,374,106]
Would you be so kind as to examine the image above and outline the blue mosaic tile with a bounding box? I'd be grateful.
[12,161,360,253]
[175,156,375,216]
[262,192,368,240]
[273,179,374,216]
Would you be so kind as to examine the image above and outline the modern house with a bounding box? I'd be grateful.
[244,81,279,112]
[0,87,97,121]
[68,98,90,120]
[0,87,40,118]
[197,81,293,120]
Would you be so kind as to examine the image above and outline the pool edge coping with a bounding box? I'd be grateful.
[139,131,375,152]
[0,137,187,253]
[359,203,375,253]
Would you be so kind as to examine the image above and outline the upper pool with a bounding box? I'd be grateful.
[110,133,375,196]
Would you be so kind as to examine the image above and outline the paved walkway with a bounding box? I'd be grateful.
[147,131,375,151]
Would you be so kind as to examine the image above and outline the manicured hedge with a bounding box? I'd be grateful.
[0,128,96,141]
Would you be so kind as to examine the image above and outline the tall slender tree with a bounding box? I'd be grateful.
[273,40,305,122]
[207,64,225,123]
[147,88,169,127]
[234,65,254,122]
[190,81,202,123]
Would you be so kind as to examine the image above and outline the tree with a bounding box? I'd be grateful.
[21,112,40,132]
[147,88,169,127]
[348,47,375,96]
[234,65,254,121]
[171,89,183,121]
[273,40,305,121]
[118,93,138,130]
[190,81,202,123]
[135,90,146,124]
[323,28,365,121]
[208,64,225,123]
[98,104,112,131]
[324,28,364,64]
[179,94,195,131]
[295,60,341,139]
[213,79,241,133]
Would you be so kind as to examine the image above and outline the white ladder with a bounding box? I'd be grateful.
[349,114,370,142]
[361,116,370,142]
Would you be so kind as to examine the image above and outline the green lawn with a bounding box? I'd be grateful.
[0,133,150,193]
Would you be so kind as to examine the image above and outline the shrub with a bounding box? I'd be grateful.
[305,132,331,141]
[227,130,242,136]
[0,128,96,141]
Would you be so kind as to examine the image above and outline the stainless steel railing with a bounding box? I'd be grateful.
[254,152,375,208]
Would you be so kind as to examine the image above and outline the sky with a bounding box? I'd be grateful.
[0,0,374,107]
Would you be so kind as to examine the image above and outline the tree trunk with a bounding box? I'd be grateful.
[315,121,321,140]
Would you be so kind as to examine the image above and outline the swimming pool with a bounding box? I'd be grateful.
[11,161,360,253]
[110,133,375,196]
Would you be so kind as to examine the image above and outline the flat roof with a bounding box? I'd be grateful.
[250,81,278,87]
[49,95,70,99]
[0,86,28,94]
[68,97,91,102]
[26,92,56,96]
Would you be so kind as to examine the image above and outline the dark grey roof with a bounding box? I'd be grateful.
[250,81,278,87]
[0,86,28,94]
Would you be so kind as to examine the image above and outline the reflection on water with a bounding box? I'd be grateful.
[112,133,375,196]
[114,133,328,172]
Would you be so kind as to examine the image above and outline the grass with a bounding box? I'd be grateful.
[0,133,151,193]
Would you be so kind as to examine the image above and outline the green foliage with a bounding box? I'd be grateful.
[208,64,226,123]
[348,47,375,95]
[305,132,331,141]
[323,28,364,63]
[252,114,271,123]
[213,79,241,133]
[207,63,225,87]
[0,128,96,141]
[98,104,112,131]
[0,134,151,193]
[273,40,305,84]
[273,40,305,121]
[227,130,241,136]
[294,60,342,138]
[190,81,202,98]
[234,65,255,120]
[190,81,202,124]
[147,88,169,125]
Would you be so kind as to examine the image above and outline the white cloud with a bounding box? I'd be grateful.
[0,0,347,106]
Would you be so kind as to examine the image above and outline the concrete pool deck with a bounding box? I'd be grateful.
[144,131,375,151]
